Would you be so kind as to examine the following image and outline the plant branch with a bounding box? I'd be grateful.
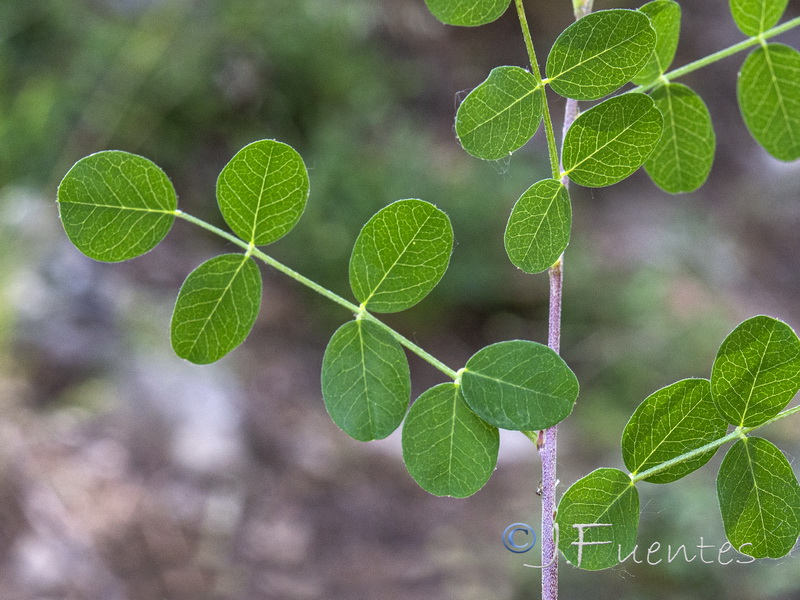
[630,15,800,94]
[514,0,560,180]
[539,257,563,600]
[572,0,594,19]
[535,2,593,597]
[174,209,459,380]
[630,403,800,484]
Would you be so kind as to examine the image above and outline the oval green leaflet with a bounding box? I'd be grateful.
[402,383,499,498]
[710,315,800,427]
[170,253,263,364]
[562,93,664,187]
[423,0,511,27]
[730,0,789,36]
[349,199,453,313]
[556,468,640,571]
[460,340,578,431]
[546,9,657,101]
[57,150,177,262]
[633,0,682,86]
[455,66,543,160]
[321,319,411,442]
[504,178,571,274]
[717,437,800,558]
[737,43,800,162]
[645,83,716,194]
[621,379,728,483]
[217,139,310,245]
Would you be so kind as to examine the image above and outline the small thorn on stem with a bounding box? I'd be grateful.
[536,429,545,450]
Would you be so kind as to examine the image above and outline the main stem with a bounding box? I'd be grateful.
[526,1,592,597]
[512,2,580,598]
[539,259,562,600]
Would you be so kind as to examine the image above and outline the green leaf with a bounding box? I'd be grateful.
[217,139,309,245]
[717,437,800,558]
[170,254,262,364]
[737,44,800,162]
[57,150,176,262]
[730,0,789,36]
[504,179,571,273]
[633,0,682,85]
[546,9,657,101]
[711,315,800,427]
[621,379,728,483]
[423,0,511,27]
[321,319,411,441]
[455,66,543,160]
[556,468,640,571]
[460,340,579,431]
[562,93,663,187]
[645,83,716,193]
[402,383,499,498]
[349,199,453,313]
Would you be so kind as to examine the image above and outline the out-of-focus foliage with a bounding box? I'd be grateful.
[0,0,546,312]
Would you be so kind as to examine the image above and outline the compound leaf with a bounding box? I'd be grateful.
[738,44,800,161]
[562,93,663,187]
[547,9,656,101]
[717,437,800,558]
[711,315,800,427]
[57,150,176,262]
[621,379,728,483]
[633,0,682,85]
[321,319,411,441]
[402,383,499,498]
[171,253,262,364]
[460,340,578,431]
[504,179,571,274]
[556,468,640,571]
[217,139,309,245]
[455,66,543,160]
[645,83,716,193]
[730,0,789,36]
[423,0,511,27]
[350,199,453,313]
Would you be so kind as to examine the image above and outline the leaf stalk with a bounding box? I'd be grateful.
[514,0,561,180]
[630,404,800,484]
[174,210,459,380]
[630,15,800,94]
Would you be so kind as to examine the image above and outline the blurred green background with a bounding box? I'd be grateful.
[0,0,798,598]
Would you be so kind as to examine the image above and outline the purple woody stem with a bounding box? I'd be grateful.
[539,3,589,597]
[540,258,563,600]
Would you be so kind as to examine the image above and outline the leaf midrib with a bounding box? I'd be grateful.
[517,184,562,264]
[738,323,775,426]
[60,200,175,214]
[565,102,655,175]
[250,144,275,244]
[633,386,710,475]
[184,255,251,359]
[459,82,542,139]
[762,44,798,149]
[467,369,566,402]
[742,441,769,551]
[363,210,437,307]
[550,17,649,86]
[356,320,376,439]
